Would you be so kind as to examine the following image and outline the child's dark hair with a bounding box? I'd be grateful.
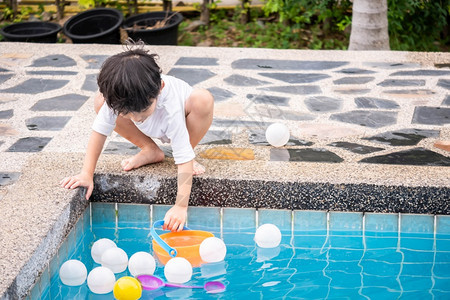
[97,47,162,115]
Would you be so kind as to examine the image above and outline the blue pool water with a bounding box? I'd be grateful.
[30,203,450,299]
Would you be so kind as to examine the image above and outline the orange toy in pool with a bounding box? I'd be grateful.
[151,220,214,267]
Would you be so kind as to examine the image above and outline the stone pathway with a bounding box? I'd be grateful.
[0,44,449,198]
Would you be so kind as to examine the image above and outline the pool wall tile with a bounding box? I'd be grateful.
[401,236,434,250]
[365,213,398,232]
[41,288,51,300]
[437,215,450,234]
[117,228,152,254]
[293,210,327,231]
[402,249,434,263]
[223,232,255,246]
[434,263,450,278]
[328,248,364,262]
[401,214,434,234]
[118,228,150,241]
[365,236,398,249]
[152,204,172,222]
[57,239,68,265]
[91,203,116,225]
[223,207,256,231]
[38,268,50,300]
[292,235,327,249]
[48,254,59,282]
[361,259,401,277]
[49,281,62,300]
[118,203,150,228]
[29,279,40,300]
[187,206,221,229]
[67,229,76,257]
[258,209,291,231]
[82,205,91,233]
[91,227,117,241]
[74,214,84,244]
[329,212,363,232]
[329,236,364,249]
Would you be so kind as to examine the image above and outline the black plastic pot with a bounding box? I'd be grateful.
[123,12,183,45]
[64,8,123,44]
[0,22,61,43]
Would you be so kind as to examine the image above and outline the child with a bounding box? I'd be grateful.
[60,45,214,232]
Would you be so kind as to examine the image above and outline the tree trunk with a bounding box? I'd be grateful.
[240,0,251,24]
[349,0,390,50]
[55,0,65,21]
[8,0,18,19]
[200,0,210,25]
[126,0,138,15]
[133,0,138,15]
[163,0,172,12]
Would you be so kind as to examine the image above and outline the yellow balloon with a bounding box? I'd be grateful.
[113,276,142,300]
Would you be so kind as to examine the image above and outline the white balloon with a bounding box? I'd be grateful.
[164,257,193,284]
[265,123,290,147]
[199,237,227,263]
[101,247,128,273]
[59,259,87,286]
[91,238,117,264]
[254,224,282,248]
[128,252,156,277]
[87,267,115,294]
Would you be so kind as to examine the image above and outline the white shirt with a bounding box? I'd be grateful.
[92,74,195,164]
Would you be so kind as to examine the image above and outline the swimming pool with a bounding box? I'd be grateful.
[27,202,450,299]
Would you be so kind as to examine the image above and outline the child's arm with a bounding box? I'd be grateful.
[60,131,107,200]
[163,160,193,232]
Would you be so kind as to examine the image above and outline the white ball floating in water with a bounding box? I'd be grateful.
[199,237,227,263]
[87,266,116,294]
[265,123,290,147]
[164,257,193,284]
[59,259,87,286]
[91,238,117,264]
[254,223,282,248]
[128,251,156,277]
[101,247,128,273]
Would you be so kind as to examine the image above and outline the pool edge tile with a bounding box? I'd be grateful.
[365,212,399,232]
[294,210,327,231]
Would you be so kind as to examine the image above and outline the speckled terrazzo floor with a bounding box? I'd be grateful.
[0,43,449,299]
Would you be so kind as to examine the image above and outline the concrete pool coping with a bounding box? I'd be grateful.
[1,151,449,298]
[0,43,449,298]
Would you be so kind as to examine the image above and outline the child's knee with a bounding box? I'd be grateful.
[94,93,106,114]
[197,89,214,113]
[188,89,213,116]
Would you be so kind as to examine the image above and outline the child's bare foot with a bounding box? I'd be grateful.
[121,148,165,171]
[193,160,205,175]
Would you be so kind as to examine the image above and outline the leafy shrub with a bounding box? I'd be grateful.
[261,0,449,51]
[263,0,352,31]
[388,0,449,51]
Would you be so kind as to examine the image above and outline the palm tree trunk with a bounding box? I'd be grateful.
[349,0,390,50]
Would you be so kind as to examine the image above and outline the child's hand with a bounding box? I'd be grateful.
[163,205,188,232]
[60,172,94,200]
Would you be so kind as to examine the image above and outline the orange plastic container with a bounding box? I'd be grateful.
[151,221,214,267]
